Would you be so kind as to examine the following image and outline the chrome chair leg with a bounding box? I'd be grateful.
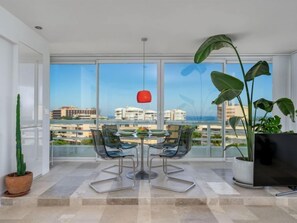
[122,146,139,168]
[163,158,184,174]
[101,159,122,175]
[147,146,162,168]
[147,148,184,174]
[102,147,139,173]
[148,156,158,184]
[149,157,195,193]
[89,157,136,194]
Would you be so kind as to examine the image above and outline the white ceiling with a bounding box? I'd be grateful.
[1,0,297,55]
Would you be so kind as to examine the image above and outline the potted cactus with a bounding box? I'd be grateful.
[4,94,33,196]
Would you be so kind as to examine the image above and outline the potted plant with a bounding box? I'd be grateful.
[5,94,33,196]
[194,34,295,185]
[254,115,282,134]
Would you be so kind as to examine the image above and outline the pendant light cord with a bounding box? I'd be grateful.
[142,38,146,90]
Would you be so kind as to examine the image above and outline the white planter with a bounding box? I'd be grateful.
[232,157,253,185]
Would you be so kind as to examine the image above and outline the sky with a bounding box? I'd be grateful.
[50,62,272,117]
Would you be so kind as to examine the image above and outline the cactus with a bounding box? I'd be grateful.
[16,94,26,176]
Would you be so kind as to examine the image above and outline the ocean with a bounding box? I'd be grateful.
[186,116,217,122]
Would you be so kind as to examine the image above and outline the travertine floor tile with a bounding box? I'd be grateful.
[3,160,297,216]
[221,205,258,221]
[207,182,239,195]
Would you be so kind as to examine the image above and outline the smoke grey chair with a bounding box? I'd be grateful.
[89,130,136,193]
[102,125,138,173]
[147,125,184,174]
[148,126,196,193]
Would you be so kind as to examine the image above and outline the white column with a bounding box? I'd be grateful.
[272,55,291,131]
[290,53,297,132]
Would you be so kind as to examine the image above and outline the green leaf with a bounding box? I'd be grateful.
[273,115,281,125]
[229,116,242,137]
[210,71,244,104]
[245,61,270,81]
[211,71,244,92]
[194,34,233,63]
[253,98,273,112]
[224,143,246,159]
[275,98,295,122]
[224,143,238,151]
[255,115,282,134]
[212,89,243,105]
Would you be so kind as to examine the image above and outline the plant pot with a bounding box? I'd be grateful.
[5,171,33,196]
[232,157,253,185]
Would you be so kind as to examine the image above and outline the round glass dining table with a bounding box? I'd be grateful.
[116,130,169,180]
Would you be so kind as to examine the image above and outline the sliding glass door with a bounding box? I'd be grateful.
[50,59,272,160]
[98,62,158,129]
[164,62,224,158]
[50,64,96,158]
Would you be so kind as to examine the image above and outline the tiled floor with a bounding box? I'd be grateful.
[1,161,297,222]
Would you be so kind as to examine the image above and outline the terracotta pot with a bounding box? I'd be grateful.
[5,171,33,196]
[232,157,253,185]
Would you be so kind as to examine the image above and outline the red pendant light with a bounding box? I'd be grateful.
[137,38,152,103]
[137,90,152,103]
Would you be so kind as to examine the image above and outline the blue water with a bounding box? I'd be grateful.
[186,116,217,121]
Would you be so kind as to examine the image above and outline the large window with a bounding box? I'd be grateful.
[164,62,224,158]
[49,59,272,160]
[50,64,97,157]
[99,63,157,127]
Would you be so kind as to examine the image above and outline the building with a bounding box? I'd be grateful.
[144,110,157,120]
[217,103,248,121]
[51,106,96,119]
[115,107,144,120]
[164,109,186,121]
[115,107,185,121]
[51,123,96,141]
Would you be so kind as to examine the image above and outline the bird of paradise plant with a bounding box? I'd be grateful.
[194,34,295,161]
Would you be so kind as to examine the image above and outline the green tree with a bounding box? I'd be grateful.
[53,139,69,145]
[211,134,222,146]
[81,139,93,145]
[192,131,202,146]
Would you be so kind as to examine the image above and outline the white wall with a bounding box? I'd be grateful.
[290,53,297,132]
[272,56,292,131]
[273,55,297,132]
[0,37,14,194]
[0,6,49,194]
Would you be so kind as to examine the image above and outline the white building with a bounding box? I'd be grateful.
[115,107,144,120]
[164,109,186,121]
[144,110,157,120]
[116,107,185,121]
[217,103,248,121]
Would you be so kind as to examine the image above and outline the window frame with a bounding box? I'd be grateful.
[50,55,273,161]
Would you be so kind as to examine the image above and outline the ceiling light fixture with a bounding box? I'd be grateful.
[137,37,152,103]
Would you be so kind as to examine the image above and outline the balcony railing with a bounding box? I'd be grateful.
[50,119,247,160]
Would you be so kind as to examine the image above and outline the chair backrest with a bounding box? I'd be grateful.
[173,126,195,157]
[164,125,182,145]
[91,129,110,159]
[102,125,121,148]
